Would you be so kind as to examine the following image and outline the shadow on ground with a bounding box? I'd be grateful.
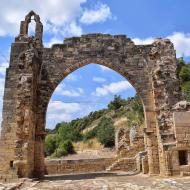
[41,171,138,181]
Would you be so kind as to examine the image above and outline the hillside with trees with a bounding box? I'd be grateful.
[45,95,144,158]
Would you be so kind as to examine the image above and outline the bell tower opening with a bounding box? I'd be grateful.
[27,15,36,37]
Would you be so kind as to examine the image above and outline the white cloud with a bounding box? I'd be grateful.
[54,82,84,97]
[48,100,81,114]
[0,1,113,38]
[0,0,87,36]
[0,78,5,127]
[92,77,106,82]
[133,32,190,57]
[167,32,190,57]
[92,81,132,97]
[66,21,82,36]
[45,20,83,41]
[0,78,5,102]
[66,73,81,81]
[99,65,111,71]
[0,53,9,127]
[133,37,154,45]
[0,62,9,76]
[46,100,82,128]
[54,83,66,93]
[47,113,73,122]
[61,88,84,97]
[44,37,63,48]
[80,3,112,24]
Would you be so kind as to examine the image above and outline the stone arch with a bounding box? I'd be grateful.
[1,11,188,181]
[38,36,153,112]
[43,59,146,112]
[32,35,159,176]
[41,58,147,137]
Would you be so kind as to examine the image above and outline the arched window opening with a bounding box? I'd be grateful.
[27,15,36,37]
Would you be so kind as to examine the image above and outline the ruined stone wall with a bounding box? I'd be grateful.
[110,126,145,172]
[107,151,147,173]
[1,11,190,180]
[148,40,190,176]
[107,157,137,172]
[115,126,145,158]
[166,104,190,175]
[45,158,114,175]
[115,128,130,153]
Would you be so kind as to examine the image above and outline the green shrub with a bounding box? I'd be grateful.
[179,64,190,83]
[96,117,115,147]
[51,147,67,158]
[56,122,82,144]
[61,140,75,154]
[125,95,144,127]
[108,95,126,110]
[181,81,190,101]
[113,107,127,118]
[83,128,97,140]
[51,140,75,158]
[45,134,57,156]
[178,58,190,101]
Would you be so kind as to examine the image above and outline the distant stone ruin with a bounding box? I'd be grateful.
[0,11,190,181]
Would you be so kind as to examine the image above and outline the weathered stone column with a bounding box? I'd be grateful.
[150,39,182,176]
[144,110,160,174]
[0,11,43,180]
[0,43,41,179]
[33,113,46,177]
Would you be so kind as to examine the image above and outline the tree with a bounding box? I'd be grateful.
[52,146,67,158]
[178,59,190,101]
[96,117,115,147]
[51,140,75,158]
[177,57,186,78]
[54,123,62,132]
[181,81,190,101]
[179,64,190,83]
[56,122,82,146]
[108,95,126,110]
[45,134,57,156]
[61,140,75,154]
[125,95,144,128]
[83,129,97,140]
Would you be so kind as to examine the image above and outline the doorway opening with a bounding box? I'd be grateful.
[179,150,188,166]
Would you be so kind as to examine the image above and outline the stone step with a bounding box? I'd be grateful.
[106,157,135,171]
[162,141,176,149]
[180,171,190,176]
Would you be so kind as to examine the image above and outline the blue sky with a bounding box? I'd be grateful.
[0,0,190,129]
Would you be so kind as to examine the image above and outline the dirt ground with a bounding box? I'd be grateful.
[60,149,116,160]
[1,172,190,190]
